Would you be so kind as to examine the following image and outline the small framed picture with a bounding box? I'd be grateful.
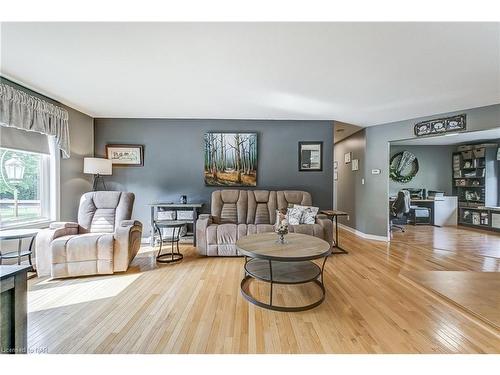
[352,159,359,171]
[344,152,352,164]
[106,144,144,167]
[298,141,323,171]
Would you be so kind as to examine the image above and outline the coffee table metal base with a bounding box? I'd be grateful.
[240,257,327,312]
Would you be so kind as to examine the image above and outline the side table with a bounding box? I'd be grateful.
[154,221,185,263]
[320,210,349,255]
[0,229,39,270]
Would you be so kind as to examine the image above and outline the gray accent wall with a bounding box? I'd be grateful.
[0,78,94,222]
[362,104,500,237]
[333,129,366,230]
[389,145,455,197]
[94,119,333,232]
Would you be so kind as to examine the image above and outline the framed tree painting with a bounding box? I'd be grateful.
[204,132,258,186]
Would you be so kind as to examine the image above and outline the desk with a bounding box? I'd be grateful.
[320,210,349,255]
[389,197,458,226]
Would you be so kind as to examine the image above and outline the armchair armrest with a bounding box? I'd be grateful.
[35,222,79,277]
[120,219,142,228]
[196,214,213,255]
[315,214,328,220]
[49,221,79,230]
[113,220,143,272]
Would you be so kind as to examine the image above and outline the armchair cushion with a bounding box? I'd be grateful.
[35,223,79,276]
[51,233,114,278]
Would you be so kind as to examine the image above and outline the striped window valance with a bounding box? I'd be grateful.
[0,82,70,158]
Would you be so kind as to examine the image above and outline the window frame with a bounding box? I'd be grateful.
[0,137,59,229]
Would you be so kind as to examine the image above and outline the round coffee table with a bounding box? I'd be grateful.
[236,232,331,312]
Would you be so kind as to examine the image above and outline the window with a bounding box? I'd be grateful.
[0,147,51,227]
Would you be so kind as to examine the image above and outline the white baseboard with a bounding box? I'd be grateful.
[338,223,388,242]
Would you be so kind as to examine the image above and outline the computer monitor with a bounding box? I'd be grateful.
[403,188,425,199]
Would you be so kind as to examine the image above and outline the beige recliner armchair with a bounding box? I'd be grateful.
[196,190,333,256]
[36,191,142,279]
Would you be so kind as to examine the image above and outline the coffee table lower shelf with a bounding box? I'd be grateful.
[240,258,327,312]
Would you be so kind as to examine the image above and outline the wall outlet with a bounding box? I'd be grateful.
[361,178,365,185]
[347,215,350,221]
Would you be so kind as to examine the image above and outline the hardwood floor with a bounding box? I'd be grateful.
[27,225,500,353]
[402,271,500,330]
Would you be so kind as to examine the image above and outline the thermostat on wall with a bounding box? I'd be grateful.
[371,169,381,175]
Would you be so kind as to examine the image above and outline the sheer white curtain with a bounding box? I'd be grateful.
[0,82,70,158]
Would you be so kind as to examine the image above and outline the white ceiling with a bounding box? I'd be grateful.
[1,22,499,125]
[391,127,500,145]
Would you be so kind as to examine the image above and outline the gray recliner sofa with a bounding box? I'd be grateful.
[196,190,333,256]
[36,191,143,279]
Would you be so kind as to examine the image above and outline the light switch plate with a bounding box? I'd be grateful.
[371,169,381,175]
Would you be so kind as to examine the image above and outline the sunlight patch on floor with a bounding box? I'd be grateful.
[28,273,142,313]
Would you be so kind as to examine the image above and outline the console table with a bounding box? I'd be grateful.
[148,202,204,246]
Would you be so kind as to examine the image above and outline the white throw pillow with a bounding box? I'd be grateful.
[286,206,303,225]
[293,204,319,224]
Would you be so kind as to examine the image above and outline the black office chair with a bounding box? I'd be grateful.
[390,190,410,232]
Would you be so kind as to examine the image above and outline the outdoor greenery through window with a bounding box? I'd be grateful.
[0,147,45,226]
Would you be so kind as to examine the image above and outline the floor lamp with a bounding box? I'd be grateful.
[84,157,112,191]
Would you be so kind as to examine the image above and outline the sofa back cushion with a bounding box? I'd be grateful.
[247,190,277,225]
[78,191,135,233]
[211,190,248,224]
[210,190,312,225]
[277,191,312,209]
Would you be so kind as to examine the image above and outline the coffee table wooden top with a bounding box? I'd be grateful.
[236,232,331,261]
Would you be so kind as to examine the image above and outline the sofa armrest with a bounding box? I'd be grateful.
[35,224,79,276]
[196,215,213,255]
[49,221,79,230]
[316,215,333,247]
[113,220,143,272]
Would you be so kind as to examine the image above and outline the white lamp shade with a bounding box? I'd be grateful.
[84,157,112,175]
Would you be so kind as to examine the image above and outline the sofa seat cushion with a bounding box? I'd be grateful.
[50,233,114,278]
[289,224,323,238]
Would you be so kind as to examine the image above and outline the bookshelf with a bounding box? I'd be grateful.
[452,143,499,231]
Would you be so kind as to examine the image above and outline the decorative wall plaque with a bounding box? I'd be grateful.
[414,114,466,137]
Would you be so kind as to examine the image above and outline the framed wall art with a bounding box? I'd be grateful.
[204,132,257,186]
[352,159,359,171]
[299,141,323,171]
[106,144,144,167]
[414,114,466,137]
[344,152,352,164]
